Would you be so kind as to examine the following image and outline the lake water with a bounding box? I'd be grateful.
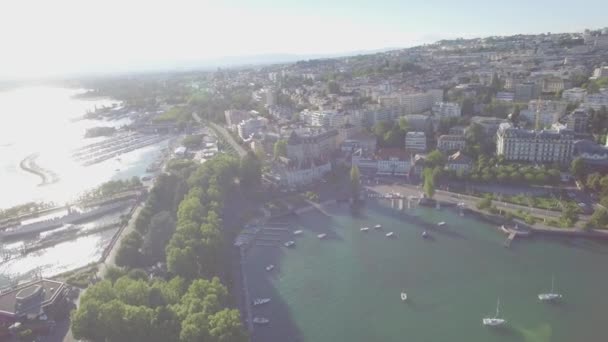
[0,86,166,209]
[244,201,608,342]
[0,86,166,286]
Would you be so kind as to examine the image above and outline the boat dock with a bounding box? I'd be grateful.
[504,231,517,248]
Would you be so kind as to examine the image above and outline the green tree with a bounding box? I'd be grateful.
[570,157,586,181]
[422,168,435,199]
[115,231,143,268]
[142,211,176,264]
[239,151,262,188]
[476,196,492,210]
[461,98,474,116]
[589,208,608,229]
[425,150,446,169]
[208,309,248,342]
[350,164,361,201]
[586,172,602,191]
[398,116,409,131]
[560,202,579,227]
[273,139,287,159]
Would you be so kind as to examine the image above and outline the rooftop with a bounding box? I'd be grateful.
[0,279,65,318]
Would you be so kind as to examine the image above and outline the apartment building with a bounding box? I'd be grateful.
[496,123,575,164]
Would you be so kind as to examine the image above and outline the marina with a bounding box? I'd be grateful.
[243,200,608,342]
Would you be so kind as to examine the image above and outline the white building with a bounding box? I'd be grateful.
[592,66,608,79]
[528,100,568,115]
[351,148,411,176]
[496,123,575,164]
[300,110,346,128]
[377,89,443,115]
[405,132,427,152]
[437,135,466,152]
[432,102,461,118]
[237,117,267,140]
[562,88,587,103]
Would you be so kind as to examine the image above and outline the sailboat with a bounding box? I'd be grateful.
[482,298,506,326]
[538,276,562,301]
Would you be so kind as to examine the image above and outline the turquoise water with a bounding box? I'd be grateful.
[244,201,608,342]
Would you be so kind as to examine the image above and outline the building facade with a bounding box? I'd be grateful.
[405,132,427,152]
[562,88,587,103]
[437,135,467,152]
[496,123,575,164]
[432,102,461,118]
[237,117,267,140]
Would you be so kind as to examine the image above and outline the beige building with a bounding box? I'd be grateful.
[437,135,466,152]
[496,123,575,164]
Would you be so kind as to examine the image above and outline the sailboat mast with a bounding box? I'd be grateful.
[495,298,500,318]
[551,276,555,293]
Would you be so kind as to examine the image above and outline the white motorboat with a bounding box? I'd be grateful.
[293,230,303,235]
[482,298,506,327]
[284,240,295,247]
[253,317,270,325]
[265,264,274,272]
[253,298,271,306]
[360,227,369,232]
[317,233,327,239]
[401,292,407,301]
[386,232,395,238]
[538,276,562,301]
[374,224,382,229]
[437,221,446,226]
[422,231,428,238]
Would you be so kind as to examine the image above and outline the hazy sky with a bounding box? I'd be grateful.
[1,0,606,78]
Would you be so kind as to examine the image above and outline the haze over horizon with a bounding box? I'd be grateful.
[1,0,606,80]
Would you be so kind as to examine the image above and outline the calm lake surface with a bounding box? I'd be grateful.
[244,200,608,342]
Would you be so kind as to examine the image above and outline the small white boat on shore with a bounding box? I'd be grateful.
[374,224,382,229]
[317,233,327,239]
[437,221,446,227]
[253,298,271,306]
[386,232,395,238]
[265,264,274,271]
[293,230,303,235]
[284,240,295,247]
[253,317,270,325]
[360,227,369,232]
[401,292,407,301]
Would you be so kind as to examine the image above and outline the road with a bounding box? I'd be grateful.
[96,204,143,278]
[192,113,247,158]
[369,183,591,225]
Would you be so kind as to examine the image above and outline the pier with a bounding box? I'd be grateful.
[72,132,168,166]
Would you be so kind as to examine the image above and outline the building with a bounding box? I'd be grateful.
[496,123,575,164]
[286,129,338,164]
[565,110,589,133]
[0,279,67,325]
[432,102,461,118]
[541,77,570,94]
[592,66,608,79]
[376,149,411,176]
[300,110,346,128]
[271,158,332,188]
[562,88,587,103]
[437,135,467,152]
[514,82,541,102]
[496,92,515,102]
[446,151,473,174]
[224,110,250,129]
[585,89,608,111]
[519,109,561,128]
[377,89,443,115]
[574,140,608,172]
[403,114,433,134]
[340,131,376,153]
[237,117,267,140]
[528,100,568,115]
[405,132,427,152]
[351,148,411,176]
[471,116,509,137]
[449,125,468,136]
